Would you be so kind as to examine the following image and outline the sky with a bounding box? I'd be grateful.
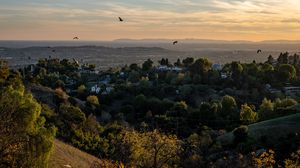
[1,0,300,41]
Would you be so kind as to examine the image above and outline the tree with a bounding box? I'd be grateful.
[231,62,243,82]
[240,104,258,124]
[199,102,216,123]
[59,104,86,125]
[122,129,182,168]
[259,98,274,120]
[159,58,167,66]
[86,95,100,106]
[129,63,139,71]
[0,60,9,81]
[85,95,100,114]
[189,58,212,83]
[277,64,296,82]
[142,59,153,71]
[267,55,275,64]
[284,147,300,168]
[182,57,194,67]
[174,58,182,67]
[261,63,274,82]
[277,52,289,64]
[275,98,297,109]
[0,85,55,167]
[77,84,86,94]
[233,125,249,143]
[128,70,140,83]
[221,95,238,119]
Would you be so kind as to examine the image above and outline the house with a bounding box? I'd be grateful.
[171,66,183,72]
[91,84,101,94]
[156,65,183,72]
[265,84,282,94]
[283,86,300,96]
[102,86,114,95]
[212,64,223,71]
[220,72,230,79]
[99,75,111,85]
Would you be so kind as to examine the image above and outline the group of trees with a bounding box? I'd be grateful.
[2,51,300,167]
[0,64,55,167]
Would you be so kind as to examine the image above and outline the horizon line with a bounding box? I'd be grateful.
[1,38,300,43]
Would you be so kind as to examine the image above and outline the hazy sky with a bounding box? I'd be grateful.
[1,0,300,41]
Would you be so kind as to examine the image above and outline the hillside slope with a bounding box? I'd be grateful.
[49,139,103,168]
[218,113,300,145]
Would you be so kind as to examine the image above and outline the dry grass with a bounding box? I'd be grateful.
[48,139,103,168]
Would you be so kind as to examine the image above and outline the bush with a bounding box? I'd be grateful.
[233,125,249,143]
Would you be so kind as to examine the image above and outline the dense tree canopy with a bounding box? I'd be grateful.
[0,81,55,167]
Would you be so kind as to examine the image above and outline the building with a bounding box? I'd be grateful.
[156,65,183,72]
[212,64,223,71]
[283,86,300,96]
[90,84,101,94]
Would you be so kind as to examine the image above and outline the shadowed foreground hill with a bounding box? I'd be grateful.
[49,139,104,168]
[218,113,300,145]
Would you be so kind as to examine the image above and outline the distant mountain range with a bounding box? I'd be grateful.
[114,38,300,44]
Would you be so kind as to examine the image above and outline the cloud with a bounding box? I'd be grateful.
[1,0,300,40]
[282,18,300,23]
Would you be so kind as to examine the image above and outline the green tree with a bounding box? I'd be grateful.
[277,64,296,82]
[0,85,55,167]
[189,58,212,82]
[221,95,238,120]
[233,125,248,143]
[77,84,86,94]
[259,98,274,120]
[240,104,258,124]
[0,60,9,81]
[231,62,243,82]
[59,104,86,125]
[128,70,140,83]
[142,59,154,71]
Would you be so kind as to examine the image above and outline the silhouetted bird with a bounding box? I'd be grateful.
[257,49,262,53]
[28,56,31,60]
[52,49,56,52]
[73,37,79,40]
[118,17,124,22]
[173,41,178,45]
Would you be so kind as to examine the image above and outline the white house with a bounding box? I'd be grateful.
[91,85,101,94]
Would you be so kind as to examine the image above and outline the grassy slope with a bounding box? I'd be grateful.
[49,139,103,168]
[218,113,300,145]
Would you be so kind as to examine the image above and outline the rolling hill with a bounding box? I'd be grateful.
[49,139,118,168]
[217,113,300,145]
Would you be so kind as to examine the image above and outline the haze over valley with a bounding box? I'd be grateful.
[1,39,300,69]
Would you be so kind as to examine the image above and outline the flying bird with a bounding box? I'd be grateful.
[118,17,124,22]
[73,37,79,40]
[257,49,262,53]
[52,49,56,52]
[173,41,178,45]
